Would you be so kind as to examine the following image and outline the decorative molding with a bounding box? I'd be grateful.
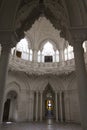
[9,55,75,75]
[69,27,87,45]
[25,16,65,50]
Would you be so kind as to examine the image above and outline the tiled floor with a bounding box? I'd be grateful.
[0,122,82,130]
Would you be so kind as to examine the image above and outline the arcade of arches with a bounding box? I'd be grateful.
[0,1,87,130]
[1,17,86,124]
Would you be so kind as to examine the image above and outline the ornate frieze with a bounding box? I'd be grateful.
[9,55,75,75]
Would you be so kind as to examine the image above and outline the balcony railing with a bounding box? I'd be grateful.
[8,54,77,75]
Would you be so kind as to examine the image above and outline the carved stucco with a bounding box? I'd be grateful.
[25,16,65,50]
[0,0,87,45]
[6,70,77,93]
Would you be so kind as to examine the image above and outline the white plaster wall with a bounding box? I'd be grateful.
[4,71,81,123]
[5,71,30,122]
[64,90,81,123]
[26,17,65,51]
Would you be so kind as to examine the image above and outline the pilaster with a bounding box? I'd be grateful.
[32,49,38,62]
[59,91,63,122]
[73,36,87,130]
[40,91,43,121]
[0,43,11,123]
[55,91,58,122]
[35,91,39,121]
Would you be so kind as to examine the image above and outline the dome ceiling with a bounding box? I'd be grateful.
[0,0,87,45]
[25,16,65,50]
[15,0,87,43]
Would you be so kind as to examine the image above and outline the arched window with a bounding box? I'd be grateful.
[11,38,33,61]
[42,41,55,62]
[64,45,74,61]
[16,38,29,60]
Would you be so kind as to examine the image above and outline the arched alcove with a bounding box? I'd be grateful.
[43,83,55,120]
[38,40,59,62]
[3,91,18,122]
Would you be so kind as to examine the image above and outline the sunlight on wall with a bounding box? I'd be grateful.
[83,41,87,53]
[42,41,55,56]
[17,38,29,52]
[64,45,74,61]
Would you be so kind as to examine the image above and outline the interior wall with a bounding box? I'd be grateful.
[4,71,81,123]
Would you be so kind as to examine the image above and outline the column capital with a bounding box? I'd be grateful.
[73,42,84,55]
[0,31,18,48]
[73,37,84,45]
[60,90,63,94]
[1,43,11,57]
[33,49,38,52]
[70,27,87,46]
[36,91,39,94]
[40,91,43,94]
[29,90,35,94]
[55,91,58,94]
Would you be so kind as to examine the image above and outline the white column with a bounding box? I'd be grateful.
[73,42,87,130]
[59,91,63,122]
[0,44,11,123]
[55,92,58,122]
[28,48,30,61]
[33,49,38,62]
[35,91,39,121]
[28,91,34,121]
[59,49,64,62]
[40,91,43,121]
[40,51,42,62]
[54,51,56,62]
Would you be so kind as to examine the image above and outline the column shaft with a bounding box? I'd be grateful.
[28,48,30,61]
[55,92,58,122]
[59,91,63,122]
[74,43,87,130]
[0,44,11,122]
[40,92,43,121]
[33,50,37,62]
[35,91,39,121]
[59,49,65,65]
[40,51,42,62]
[54,51,56,62]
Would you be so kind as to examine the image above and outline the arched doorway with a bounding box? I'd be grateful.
[3,91,18,122]
[3,99,11,122]
[43,83,55,120]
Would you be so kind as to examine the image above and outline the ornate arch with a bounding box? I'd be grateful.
[4,81,21,102]
[38,38,58,51]
[25,32,33,49]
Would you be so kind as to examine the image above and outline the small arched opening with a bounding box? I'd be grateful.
[38,40,59,63]
[43,83,55,120]
[3,91,18,122]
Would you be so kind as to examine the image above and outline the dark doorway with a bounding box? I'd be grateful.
[3,99,11,122]
[43,83,55,120]
[16,50,22,58]
[44,56,53,62]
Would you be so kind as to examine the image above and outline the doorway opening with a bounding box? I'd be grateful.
[3,99,11,122]
[3,91,18,122]
[43,83,55,120]
[45,99,54,118]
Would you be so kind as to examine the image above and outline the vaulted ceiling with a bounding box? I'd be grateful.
[0,0,87,46]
